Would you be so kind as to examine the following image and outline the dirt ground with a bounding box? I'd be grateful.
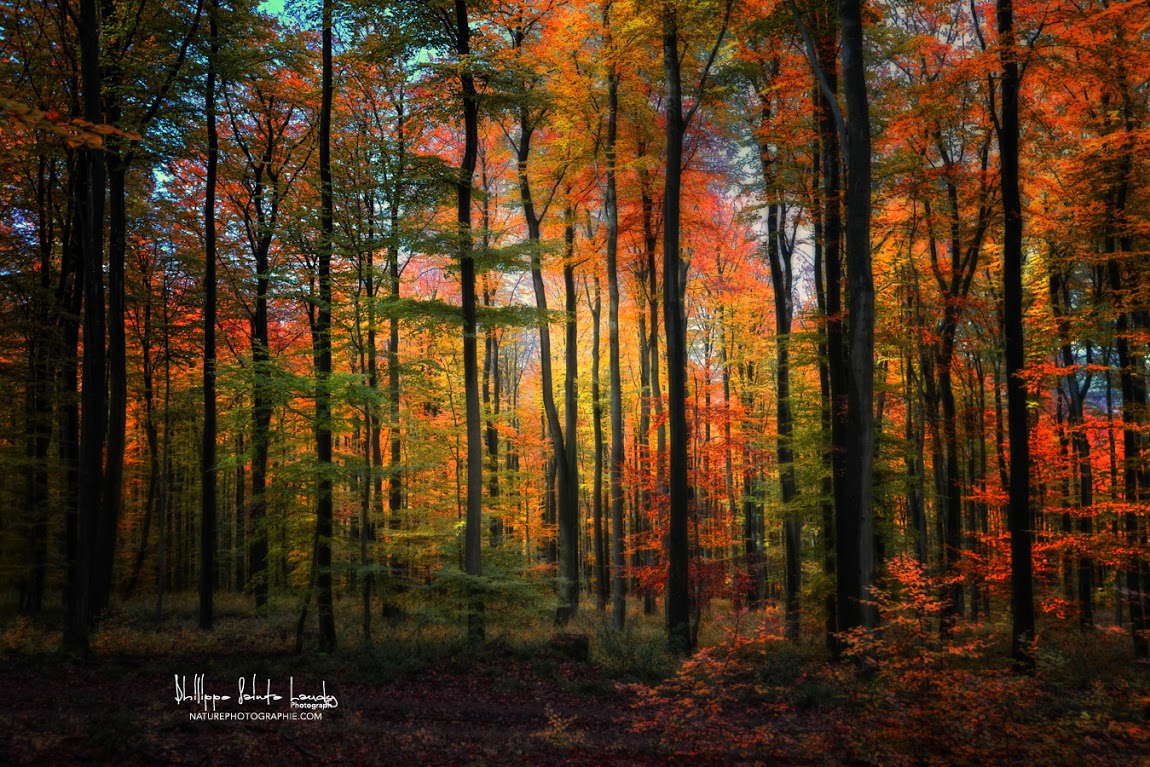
[0,648,784,767]
[2,608,1147,766]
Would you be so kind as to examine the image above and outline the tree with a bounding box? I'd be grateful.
[200,0,221,631]
[98,0,204,621]
[497,0,582,623]
[314,0,337,652]
[67,0,107,654]
[603,0,627,631]
[221,29,316,609]
[996,0,1035,670]
[661,0,733,654]
[452,0,485,646]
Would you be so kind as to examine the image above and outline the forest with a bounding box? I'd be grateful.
[1,0,1149,764]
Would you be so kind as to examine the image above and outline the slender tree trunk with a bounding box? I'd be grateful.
[156,272,174,622]
[561,208,580,619]
[234,433,246,589]
[1109,259,1147,656]
[454,0,484,646]
[99,165,125,615]
[637,146,665,484]
[68,0,107,652]
[361,196,378,635]
[314,0,337,652]
[838,0,877,636]
[661,2,731,650]
[590,276,608,611]
[719,314,739,601]
[483,273,502,544]
[637,145,659,617]
[21,158,55,615]
[388,131,404,531]
[199,0,220,631]
[939,351,964,631]
[603,43,626,630]
[98,38,126,618]
[662,6,692,653]
[60,187,83,627]
[517,102,578,623]
[1051,273,1095,629]
[903,354,928,565]
[766,199,800,641]
[382,142,403,614]
[997,0,1035,669]
[813,21,843,653]
[125,298,159,599]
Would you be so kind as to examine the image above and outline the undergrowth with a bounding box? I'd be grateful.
[3,574,1148,766]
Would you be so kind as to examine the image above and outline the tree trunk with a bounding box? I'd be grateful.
[385,127,403,612]
[517,98,578,623]
[1051,273,1095,629]
[766,199,800,641]
[560,207,580,621]
[454,0,484,646]
[68,0,107,653]
[838,0,876,636]
[590,275,608,611]
[603,41,626,630]
[199,0,220,631]
[637,143,659,618]
[662,7,691,653]
[20,157,55,615]
[314,0,337,652]
[997,0,1036,670]
[813,20,844,653]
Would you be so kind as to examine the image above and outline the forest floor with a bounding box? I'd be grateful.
[1,594,1149,766]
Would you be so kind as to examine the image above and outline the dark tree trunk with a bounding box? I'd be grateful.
[590,275,608,611]
[636,144,665,484]
[156,283,174,621]
[901,343,928,567]
[766,198,800,641]
[250,242,272,608]
[758,73,800,637]
[719,314,739,602]
[68,0,107,653]
[928,142,993,633]
[603,38,626,630]
[234,433,246,590]
[838,0,876,636]
[1105,53,1149,659]
[361,197,378,635]
[1050,273,1095,629]
[637,142,659,617]
[561,209,580,620]
[98,138,125,621]
[388,188,403,524]
[660,2,730,651]
[662,7,692,654]
[483,273,501,544]
[21,157,55,615]
[1109,258,1147,656]
[813,19,843,653]
[125,296,159,600]
[453,0,484,646]
[59,167,83,629]
[383,103,404,613]
[516,93,578,623]
[315,0,336,652]
[997,0,1036,670]
[200,0,220,631]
